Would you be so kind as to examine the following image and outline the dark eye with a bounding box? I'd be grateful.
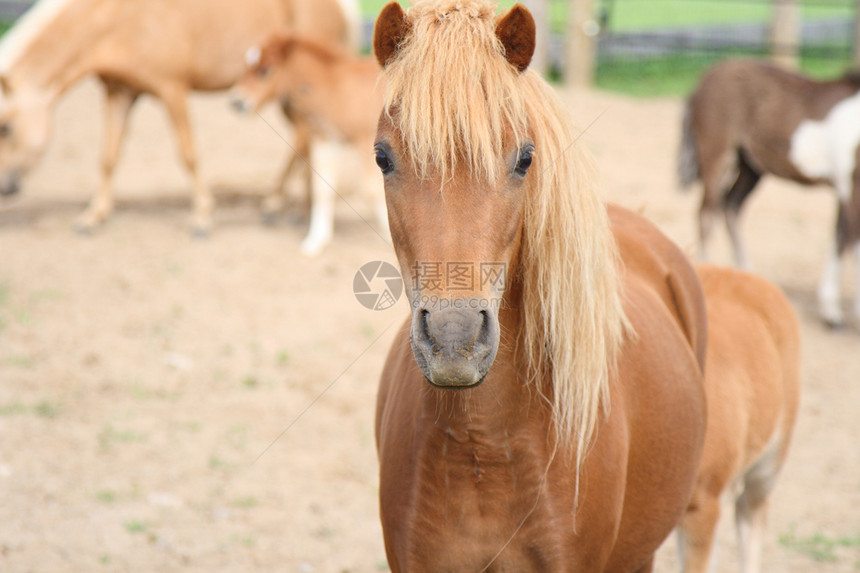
[515,147,533,176]
[375,148,393,174]
[0,123,11,137]
[256,66,269,77]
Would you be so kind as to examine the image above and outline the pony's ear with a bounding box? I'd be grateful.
[374,2,410,68]
[0,75,11,95]
[496,4,536,72]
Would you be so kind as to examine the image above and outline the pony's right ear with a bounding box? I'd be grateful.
[0,75,11,94]
[374,2,410,68]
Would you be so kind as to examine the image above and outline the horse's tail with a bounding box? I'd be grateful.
[678,97,699,190]
[336,0,363,53]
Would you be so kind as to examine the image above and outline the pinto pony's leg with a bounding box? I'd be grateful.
[697,149,736,264]
[818,199,851,327]
[75,79,139,232]
[161,86,212,236]
[722,152,761,271]
[300,139,339,256]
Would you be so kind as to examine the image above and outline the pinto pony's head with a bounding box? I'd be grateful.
[373,0,628,465]
[0,75,52,196]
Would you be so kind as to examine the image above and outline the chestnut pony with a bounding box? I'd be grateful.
[0,0,357,234]
[678,265,801,573]
[373,2,708,571]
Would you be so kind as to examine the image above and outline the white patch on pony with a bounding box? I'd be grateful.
[244,46,261,68]
[789,90,860,202]
[0,0,74,73]
[817,243,844,325]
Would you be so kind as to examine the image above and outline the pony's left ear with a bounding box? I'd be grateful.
[496,4,536,73]
[374,2,410,68]
[0,75,11,95]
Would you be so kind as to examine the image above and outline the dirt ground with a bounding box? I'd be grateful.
[0,78,858,573]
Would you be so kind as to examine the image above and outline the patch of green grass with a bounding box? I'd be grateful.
[233,496,258,508]
[241,375,259,389]
[124,520,148,534]
[208,455,236,472]
[779,528,860,563]
[605,0,852,32]
[94,490,117,504]
[33,400,60,419]
[275,349,291,367]
[595,47,854,98]
[98,554,111,565]
[0,401,60,417]
[98,425,146,450]
[0,403,26,416]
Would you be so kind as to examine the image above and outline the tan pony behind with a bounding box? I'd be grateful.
[373,2,709,571]
[232,34,387,255]
[0,0,358,234]
[678,265,801,573]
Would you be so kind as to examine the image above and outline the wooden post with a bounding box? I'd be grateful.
[770,0,799,69]
[522,0,550,76]
[566,0,596,87]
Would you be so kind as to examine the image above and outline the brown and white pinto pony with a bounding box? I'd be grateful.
[373,2,709,571]
[231,34,387,256]
[0,0,358,234]
[680,59,860,327]
[678,265,801,573]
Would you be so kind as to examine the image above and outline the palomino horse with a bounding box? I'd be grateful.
[680,59,860,327]
[0,0,358,234]
[678,265,801,573]
[373,2,708,570]
[231,34,388,256]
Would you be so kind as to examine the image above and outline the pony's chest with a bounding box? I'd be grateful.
[395,436,576,571]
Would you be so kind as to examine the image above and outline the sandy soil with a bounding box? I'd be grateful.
[0,79,857,572]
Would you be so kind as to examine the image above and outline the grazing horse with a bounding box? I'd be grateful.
[231,34,387,255]
[0,0,358,234]
[373,2,708,571]
[678,265,801,573]
[680,59,860,327]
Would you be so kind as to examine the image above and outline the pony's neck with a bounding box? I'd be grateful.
[1,0,111,99]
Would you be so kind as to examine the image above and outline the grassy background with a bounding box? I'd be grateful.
[358,0,855,97]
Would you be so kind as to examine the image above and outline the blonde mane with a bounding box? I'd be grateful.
[0,0,73,74]
[381,0,629,477]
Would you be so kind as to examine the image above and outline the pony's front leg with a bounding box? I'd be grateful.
[162,86,212,236]
[300,140,338,256]
[264,114,312,224]
[75,80,138,232]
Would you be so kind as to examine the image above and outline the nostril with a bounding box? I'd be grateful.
[418,309,431,344]
[476,310,491,346]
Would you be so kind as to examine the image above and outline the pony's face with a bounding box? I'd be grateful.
[231,37,300,113]
[0,85,52,196]
[373,2,537,388]
[375,118,534,388]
